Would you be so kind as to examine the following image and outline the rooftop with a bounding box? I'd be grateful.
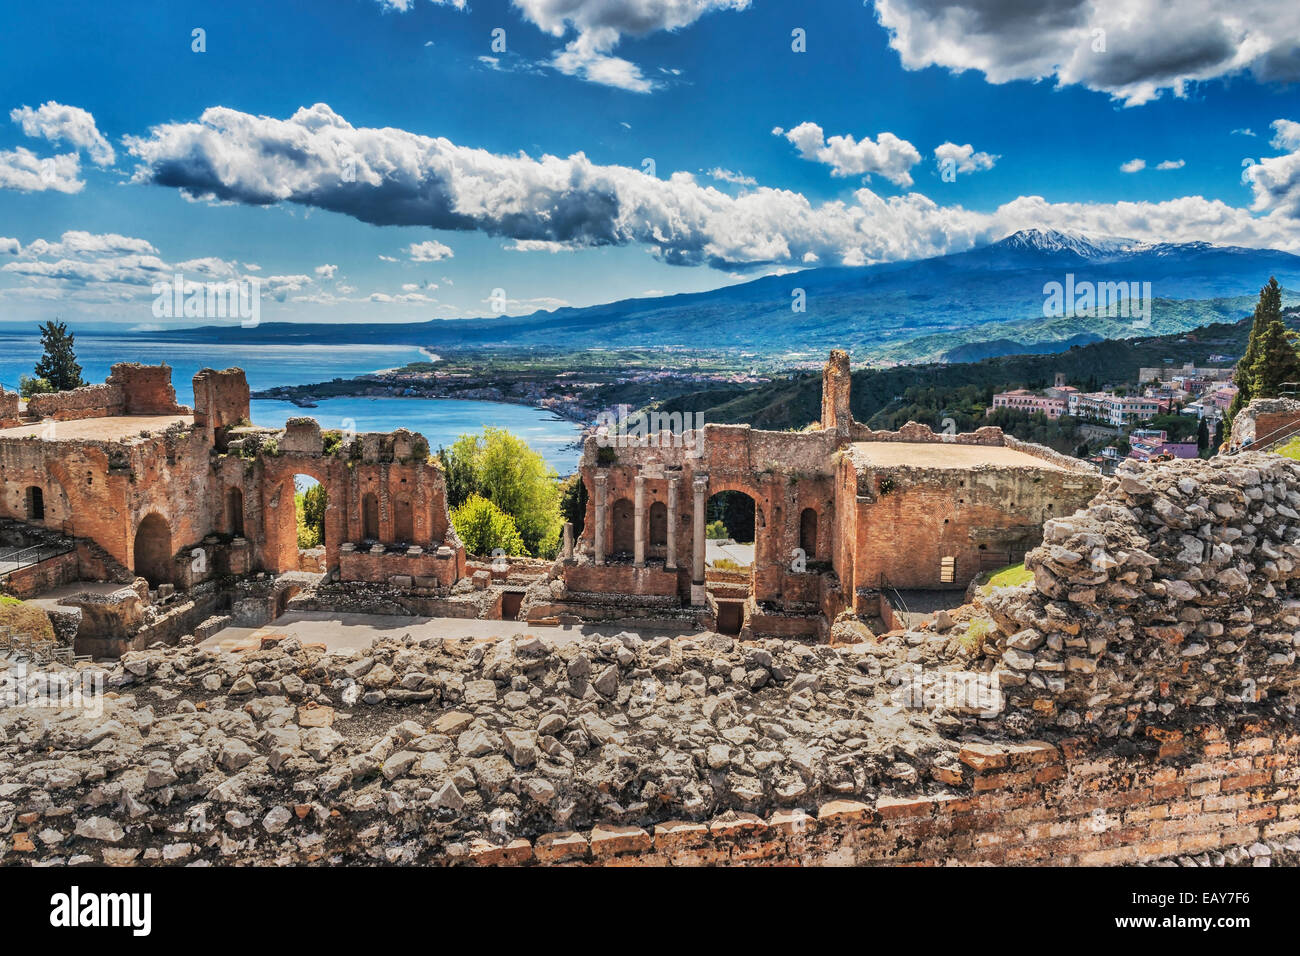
[850,440,1073,472]
[0,414,193,442]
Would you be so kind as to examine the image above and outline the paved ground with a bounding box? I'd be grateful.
[201,610,702,654]
[25,581,124,613]
[851,440,1072,471]
[706,539,754,566]
[0,415,193,442]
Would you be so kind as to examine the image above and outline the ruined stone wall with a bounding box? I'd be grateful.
[248,426,460,579]
[0,389,20,427]
[841,455,1100,592]
[464,723,1298,866]
[985,453,1300,734]
[1230,397,1300,449]
[24,363,186,422]
[108,363,185,415]
[192,368,250,448]
[26,383,125,421]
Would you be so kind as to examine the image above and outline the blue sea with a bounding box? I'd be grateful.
[0,331,583,472]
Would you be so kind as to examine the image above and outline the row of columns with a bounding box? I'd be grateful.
[588,471,711,604]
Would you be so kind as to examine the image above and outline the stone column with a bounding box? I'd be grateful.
[633,473,646,567]
[562,521,574,560]
[593,473,607,565]
[691,475,708,606]
[665,476,679,570]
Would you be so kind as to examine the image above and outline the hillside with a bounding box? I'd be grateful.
[159,230,1300,365]
[655,311,1277,434]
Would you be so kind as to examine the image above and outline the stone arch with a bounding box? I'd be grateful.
[133,512,172,587]
[262,462,338,574]
[611,497,635,557]
[227,487,245,537]
[799,507,818,560]
[24,486,44,522]
[649,500,668,548]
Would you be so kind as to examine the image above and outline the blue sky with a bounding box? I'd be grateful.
[0,0,1297,327]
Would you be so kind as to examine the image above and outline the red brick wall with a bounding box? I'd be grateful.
[458,720,1299,866]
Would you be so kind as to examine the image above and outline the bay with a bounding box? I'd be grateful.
[0,331,582,472]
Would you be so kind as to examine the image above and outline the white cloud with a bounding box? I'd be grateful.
[1248,119,1300,217]
[933,142,998,174]
[871,0,1300,107]
[0,148,82,193]
[315,264,338,278]
[515,0,751,90]
[10,102,115,166]
[708,167,757,187]
[1232,128,1257,137]
[407,240,454,261]
[775,122,921,186]
[1156,159,1186,170]
[122,104,1300,273]
[0,238,18,255]
[505,239,581,253]
[1121,158,1147,173]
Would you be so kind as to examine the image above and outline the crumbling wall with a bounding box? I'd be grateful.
[985,453,1300,734]
[26,382,125,421]
[1230,397,1300,449]
[192,367,250,448]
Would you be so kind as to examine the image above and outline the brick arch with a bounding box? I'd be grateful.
[132,512,173,587]
[261,460,341,574]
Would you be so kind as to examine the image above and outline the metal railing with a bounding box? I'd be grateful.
[0,539,75,579]
[879,572,910,624]
[1236,416,1300,455]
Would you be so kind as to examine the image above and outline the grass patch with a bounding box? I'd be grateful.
[959,617,995,655]
[1276,436,1300,461]
[0,595,56,642]
[975,561,1033,597]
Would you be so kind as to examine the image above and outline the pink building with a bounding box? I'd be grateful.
[989,389,1067,419]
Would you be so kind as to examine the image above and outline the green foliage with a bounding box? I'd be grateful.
[596,446,618,465]
[33,319,86,392]
[1197,418,1210,454]
[979,562,1033,595]
[558,472,587,537]
[440,427,562,557]
[18,374,54,398]
[1231,277,1294,416]
[451,494,527,556]
[707,490,754,543]
[295,483,327,549]
[1277,436,1300,461]
[960,618,995,655]
[705,519,729,539]
[321,430,343,456]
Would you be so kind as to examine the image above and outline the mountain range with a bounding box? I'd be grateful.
[160,229,1300,365]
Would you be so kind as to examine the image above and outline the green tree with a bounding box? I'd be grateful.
[442,428,562,556]
[1247,308,1300,401]
[33,319,86,392]
[451,494,526,556]
[1229,277,1285,419]
[1213,417,1225,452]
[1196,417,1210,455]
[437,444,480,509]
[18,374,54,398]
[558,472,587,537]
[295,483,327,549]
[705,519,729,539]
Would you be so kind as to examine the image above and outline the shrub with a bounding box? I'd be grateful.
[452,494,527,557]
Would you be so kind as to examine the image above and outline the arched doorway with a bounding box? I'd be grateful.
[799,507,818,560]
[25,486,44,521]
[362,492,379,540]
[133,513,172,587]
[649,501,668,548]
[706,491,755,554]
[294,476,326,550]
[611,497,634,557]
[227,487,245,537]
[393,495,414,544]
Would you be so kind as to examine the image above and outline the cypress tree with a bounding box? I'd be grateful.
[1229,277,1284,419]
[33,319,86,392]
[1247,308,1300,400]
